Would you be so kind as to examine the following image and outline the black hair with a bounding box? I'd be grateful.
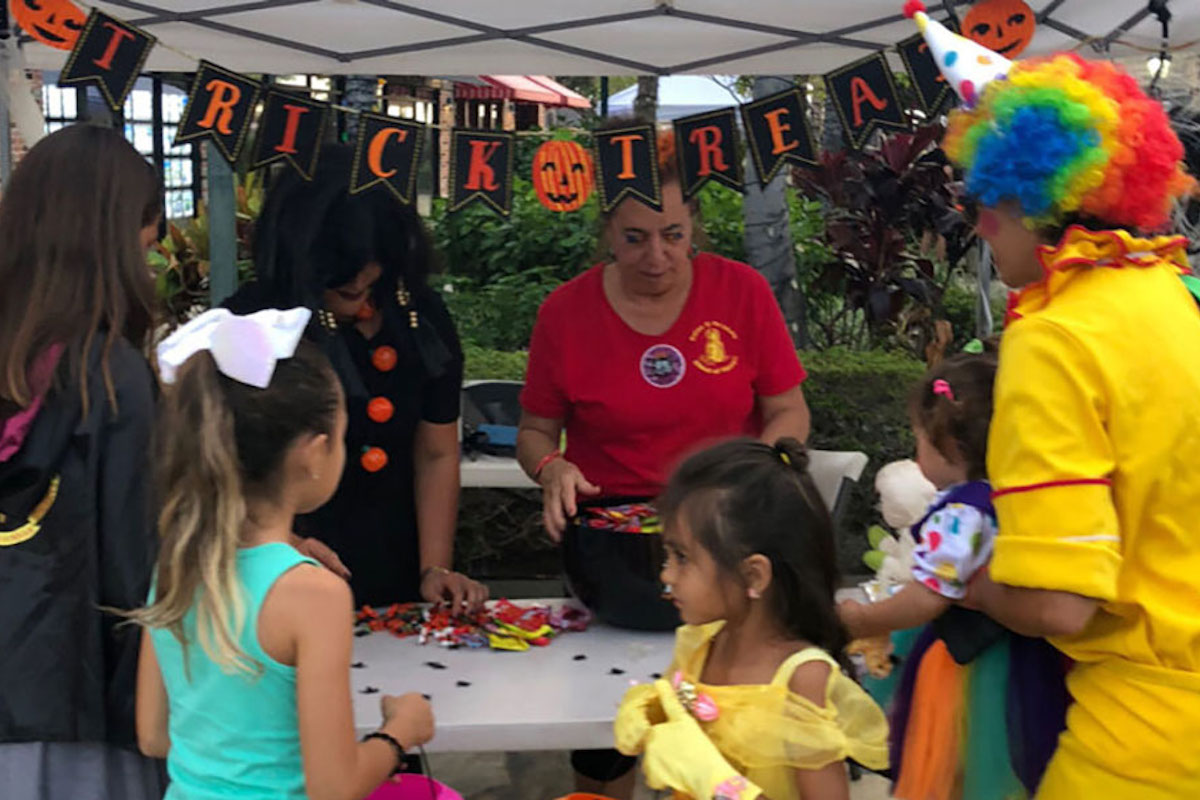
[660,437,851,671]
[908,351,998,482]
[252,145,434,309]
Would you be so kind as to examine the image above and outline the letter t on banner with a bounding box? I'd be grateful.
[739,88,817,186]
[174,61,262,165]
[252,89,330,181]
[673,108,742,200]
[349,112,425,204]
[58,10,156,113]
[449,129,515,216]
[592,124,661,213]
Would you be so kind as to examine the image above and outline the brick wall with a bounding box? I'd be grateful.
[2,68,43,192]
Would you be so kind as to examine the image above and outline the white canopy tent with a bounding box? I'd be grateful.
[607,75,748,121]
[12,0,1200,76]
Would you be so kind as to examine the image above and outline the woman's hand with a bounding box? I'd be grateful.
[295,536,351,581]
[381,693,435,751]
[538,457,601,541]
[420,567,489,611]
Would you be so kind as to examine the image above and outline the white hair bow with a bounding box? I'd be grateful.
[157,308,312,388]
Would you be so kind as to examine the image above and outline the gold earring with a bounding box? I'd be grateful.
[317,309,338,332]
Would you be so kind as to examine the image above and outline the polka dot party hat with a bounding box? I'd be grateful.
[903,0,1011,107]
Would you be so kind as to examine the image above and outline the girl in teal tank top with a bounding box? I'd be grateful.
[125,310,435,800]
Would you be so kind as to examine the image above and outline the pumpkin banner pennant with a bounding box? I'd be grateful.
[174,61,261,164]
[531,139,594,213]
[824,52,907,151]
[739,88,817,185]
[593,124,661,213]
[897,32,957,117]
[10,0,86,51]
[58,9,155,113]
[449,129,515,216]
[251,89,330,181]
[673,107,743,199]
[963,0,1035,59]
[349,112,425,204]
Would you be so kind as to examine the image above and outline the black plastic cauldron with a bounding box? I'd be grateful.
[562,509,681,632]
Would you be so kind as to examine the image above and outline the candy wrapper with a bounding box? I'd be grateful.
[355,599,592,652]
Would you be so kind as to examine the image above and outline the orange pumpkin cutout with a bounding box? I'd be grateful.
[963,0,1036,58]
[532,140,594,213]
[10,0,86,51]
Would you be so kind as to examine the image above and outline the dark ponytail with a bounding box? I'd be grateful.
[660,437,851,673]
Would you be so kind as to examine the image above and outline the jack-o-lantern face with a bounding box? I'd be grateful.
[10,0,87,51]
[963,0,1036,58]
[532,140,594,213]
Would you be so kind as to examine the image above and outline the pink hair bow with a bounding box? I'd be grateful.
[932,379,955,401]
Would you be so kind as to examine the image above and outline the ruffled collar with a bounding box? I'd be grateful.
[1007,226,1189,322]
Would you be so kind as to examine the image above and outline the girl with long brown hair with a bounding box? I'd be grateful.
[0,124,164,799]
[131,310,434,800]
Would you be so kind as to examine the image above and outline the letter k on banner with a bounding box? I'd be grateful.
[449,129,515,216]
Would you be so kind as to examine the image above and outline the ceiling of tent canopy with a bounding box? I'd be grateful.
[15,0,1200,76]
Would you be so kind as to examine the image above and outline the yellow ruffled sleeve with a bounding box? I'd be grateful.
[710,651,889,774]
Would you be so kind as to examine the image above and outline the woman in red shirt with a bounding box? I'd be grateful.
[516,128,810,798]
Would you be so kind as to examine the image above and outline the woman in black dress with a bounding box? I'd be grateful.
[227,146,486,609]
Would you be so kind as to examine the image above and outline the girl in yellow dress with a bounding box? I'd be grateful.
[614,438,888,800]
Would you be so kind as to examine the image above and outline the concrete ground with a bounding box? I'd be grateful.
[426,750,892,799]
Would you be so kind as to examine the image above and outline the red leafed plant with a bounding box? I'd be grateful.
[793,123,976,363]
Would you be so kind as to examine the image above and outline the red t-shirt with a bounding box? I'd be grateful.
[521,253,806,498]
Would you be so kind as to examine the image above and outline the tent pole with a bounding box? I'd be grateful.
[207,143,238,306]
[599,76,609,118]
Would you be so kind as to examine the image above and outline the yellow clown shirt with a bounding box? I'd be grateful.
[989,227,1200,800]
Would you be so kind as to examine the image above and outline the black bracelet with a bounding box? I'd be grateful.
[362,731,405,775]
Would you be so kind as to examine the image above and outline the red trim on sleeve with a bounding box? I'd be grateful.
[992,478,1112,499]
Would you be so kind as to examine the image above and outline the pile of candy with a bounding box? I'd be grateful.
[356,599,591,652]
[580,502,661,534]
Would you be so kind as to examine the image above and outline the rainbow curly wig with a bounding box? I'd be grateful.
[943,53,1194,230]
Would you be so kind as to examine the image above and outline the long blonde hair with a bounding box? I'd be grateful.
[129,341,339,674]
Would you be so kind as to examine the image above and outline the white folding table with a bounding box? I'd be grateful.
[351,604,674,752]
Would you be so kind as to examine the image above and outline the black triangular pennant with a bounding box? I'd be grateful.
[673,108,743,199]
[349,113,425,204]
[825,52,908,151]
[897,32,958,118]
[58,10,155,113]
[449,130,514,216]
[739,88,817,185]
[593,124,661,212]
[174,62,261,164]
[251,89,330,180]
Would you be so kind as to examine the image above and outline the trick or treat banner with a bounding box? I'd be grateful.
[174,61,262,163]
[350,113,425,204]
[673,107,742,199]
[825,52,907,151]
[593,123,662,213]
[26,0,1025,213]
[58,10,154,112]
[252,89,330,180]
[449,129,515,217]
[740,87,818,185]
